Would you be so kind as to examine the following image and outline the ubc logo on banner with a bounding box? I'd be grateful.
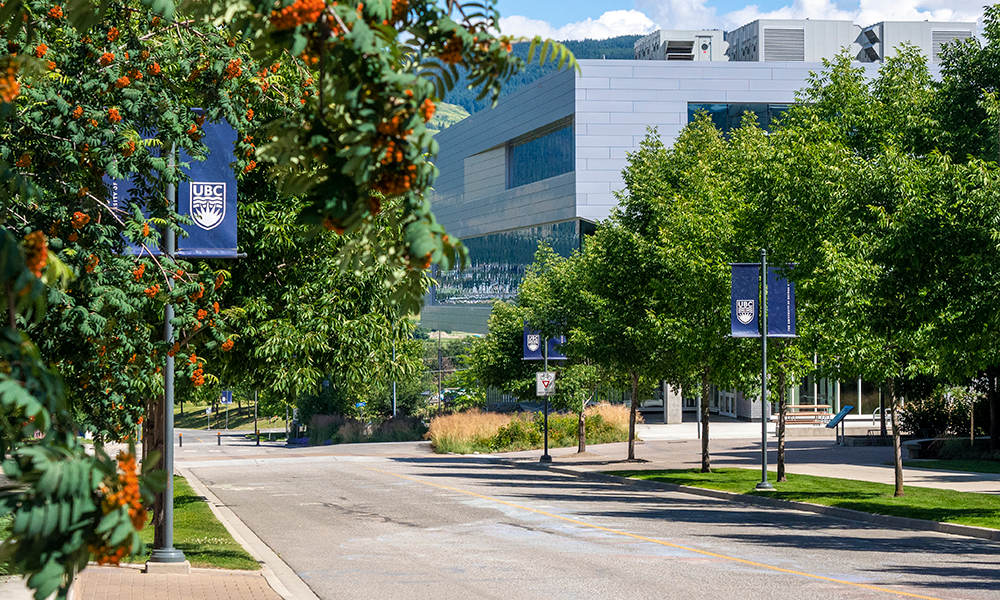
[190,182,226,230]
[736,299,755,325]
[523,323,568,361]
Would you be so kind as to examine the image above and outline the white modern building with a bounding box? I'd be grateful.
[422,19,973,421]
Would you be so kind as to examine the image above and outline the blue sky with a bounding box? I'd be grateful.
[493,0,987,40]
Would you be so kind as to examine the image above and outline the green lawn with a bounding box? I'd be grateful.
[174,402,285,432]
[128,475,259,570]
[905,459,1000,475]
[609,468,1000,531]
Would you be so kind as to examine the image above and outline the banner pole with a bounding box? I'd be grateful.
[757,249,773,491]
[150,145,186,564]
[540,339,552,463]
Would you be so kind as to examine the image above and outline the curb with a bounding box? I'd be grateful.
[177,467,321,600]
[494,459,1000,543]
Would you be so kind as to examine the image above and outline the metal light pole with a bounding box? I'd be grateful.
[392,343,397,417]
[150,147,186,564]
[540,339,552,463]
[254,388,259,446]
[756,248,774,491]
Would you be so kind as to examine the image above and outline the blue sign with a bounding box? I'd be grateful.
[731,264,797,338]
[107,110,238,258]
[355,402,366,408]
[220,390,233,405]
[177,111,238,258]
[767,267,796,337]
[731,264,760,337]
[523,323,567,361]
[826,405,855,428]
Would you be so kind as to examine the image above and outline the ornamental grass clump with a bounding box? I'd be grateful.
[427,410,514,454]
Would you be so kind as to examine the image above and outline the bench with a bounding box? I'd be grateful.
[782,404,833,425]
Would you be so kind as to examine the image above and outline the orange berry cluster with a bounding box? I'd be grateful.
[270,0,325,31]
[132,263,145,281]
[245,108,254,121]
[34,44,47,58]
[71,211,90,229]
[1,60,19,104]
[167,342,180,357]
[122,140,135,157]
[212,301,220,314]
[71,105,82,119]
[372,164,417,197]
[99,52,114,66]
[107,107,121,123]
[115,76,130,88]
[191,283,204,300]
[221,339,234,352]
[48,5,63,18]
[23,231,47,278]
[148,62,160,75]
[143,283,160,298]
[224,58,242,80]
[196,308,208,321]
[190,354,205,385]
[107,27,120,42]
[91,453,146,565]
[419,98,435,123]
[15,153,30,168]
[390,0,409,22]
[438,36,463,64]
[142,222,150,237]
[243,160,256,173]
[214,273,225,290]
[85,254,99,273]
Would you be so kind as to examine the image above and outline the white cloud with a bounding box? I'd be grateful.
[500,10,657,41]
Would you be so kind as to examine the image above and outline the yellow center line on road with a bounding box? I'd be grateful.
[366,466,946,600]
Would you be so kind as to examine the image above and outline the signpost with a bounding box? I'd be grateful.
[524,323,566,464]
[731,252,797,491]
[826,404,856,445]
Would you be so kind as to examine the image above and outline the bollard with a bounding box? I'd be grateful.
[217,431,221,446]
[178,432,182,447]
[255,428,260,447]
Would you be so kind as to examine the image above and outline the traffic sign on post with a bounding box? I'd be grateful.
[536,372,556,396]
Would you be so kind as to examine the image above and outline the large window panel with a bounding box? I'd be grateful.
[433,220,585,306]
[507,121,574,189]
[688,102,793,134]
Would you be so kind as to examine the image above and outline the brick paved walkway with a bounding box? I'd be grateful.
[71,565,283,600]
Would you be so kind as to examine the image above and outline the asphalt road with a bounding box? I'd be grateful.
[186,448,1000,600]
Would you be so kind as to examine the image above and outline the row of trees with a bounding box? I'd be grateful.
[471,7,1000,492]
[0,0,577,597]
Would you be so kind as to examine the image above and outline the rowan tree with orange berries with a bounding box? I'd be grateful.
[0,0,575,596]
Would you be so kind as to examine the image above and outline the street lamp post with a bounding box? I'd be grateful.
[756,248,774,491]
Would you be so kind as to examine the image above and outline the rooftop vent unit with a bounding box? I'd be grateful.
[665,40,695,60]
[932,30,972,63]
[763,27,805,61]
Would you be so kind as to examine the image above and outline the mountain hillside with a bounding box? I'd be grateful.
[444,35,640,114]
[427,102,470,135]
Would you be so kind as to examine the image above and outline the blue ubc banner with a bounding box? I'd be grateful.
[767,267,796,337]
[523,323,568,361]
[108,110,238,258]
[177,112,238,258]
[731,264,760,337]
[731,264,797,338]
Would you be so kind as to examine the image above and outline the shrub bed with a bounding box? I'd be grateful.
[308,414,427,445]
[427,404,637,454]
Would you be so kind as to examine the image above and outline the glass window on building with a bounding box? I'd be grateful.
[431,219,593,306]
[507,118,574,189]
[688,103,793,134]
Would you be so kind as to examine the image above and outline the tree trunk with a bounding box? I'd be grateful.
[777,368,787,482]
[989,365,1000,453]
[889,377,904,497]
[148,393,166,549]
[879,385,887,437]
[701,369,711,473]
[577,410,586,453]
[627,371,638,460]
